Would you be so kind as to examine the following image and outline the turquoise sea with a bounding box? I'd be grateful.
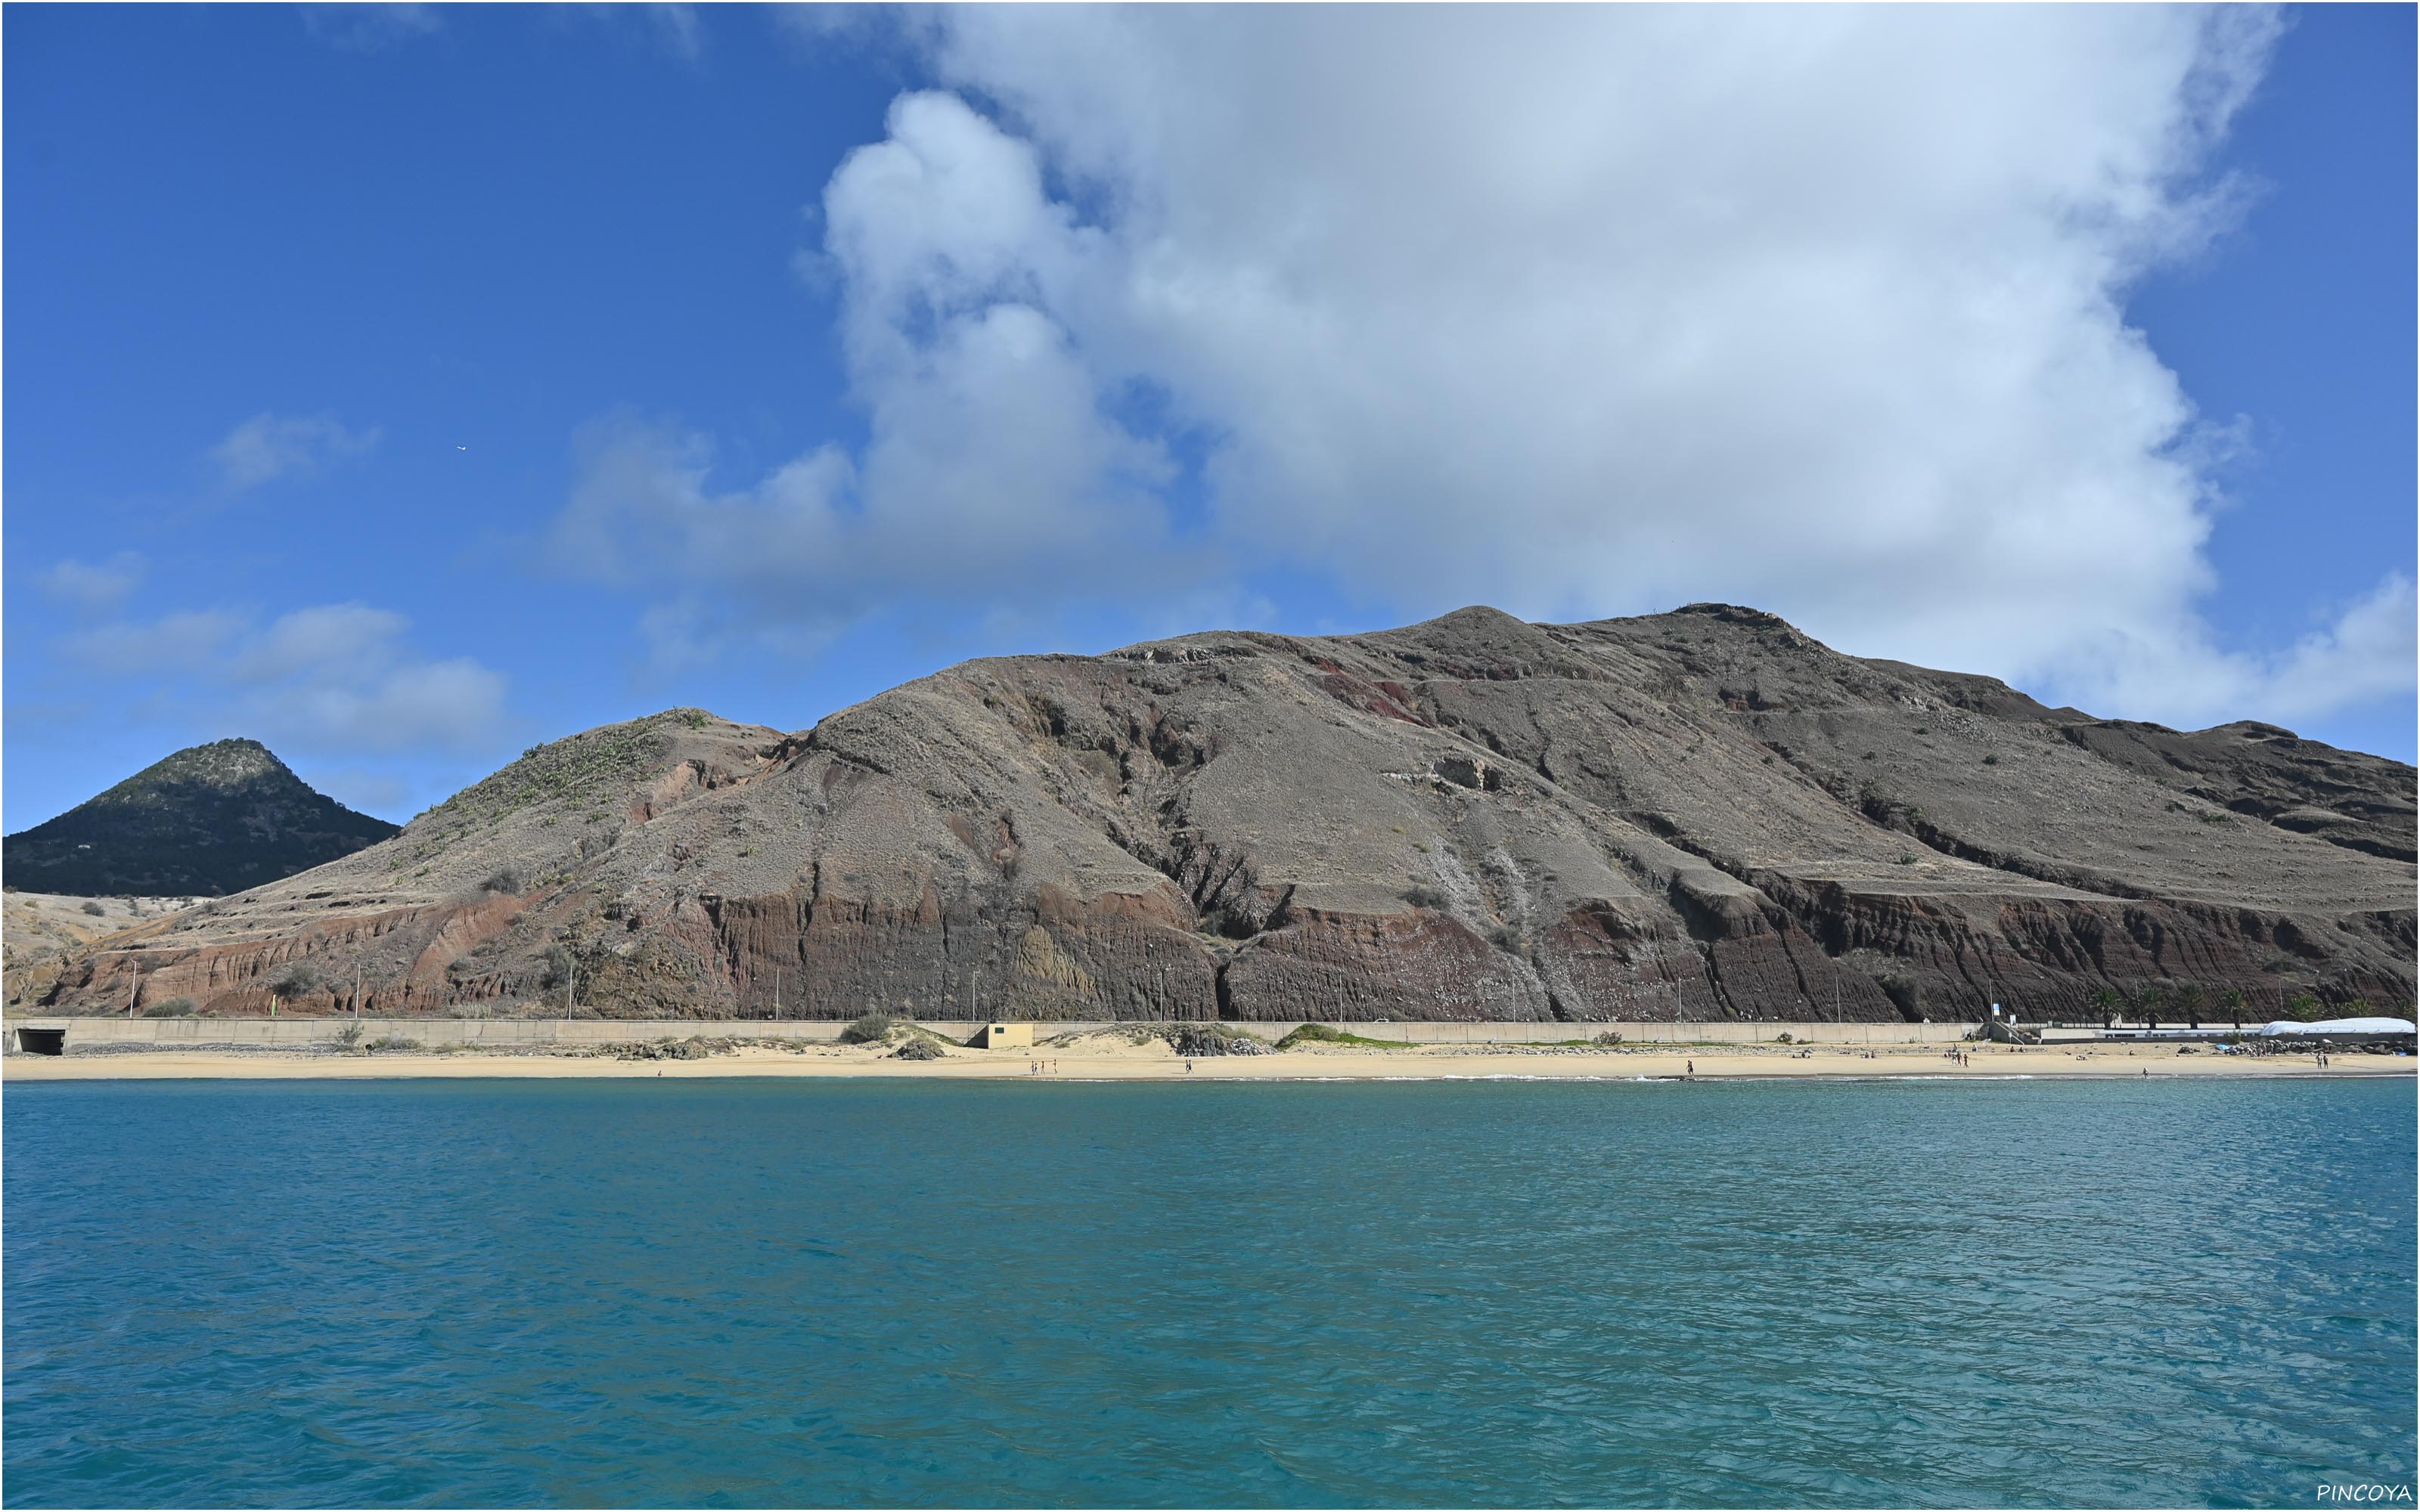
[4,1076,2412,1508]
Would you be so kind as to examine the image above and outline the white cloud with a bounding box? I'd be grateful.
[647,5,702,61]
[2051,575,2419,731]
[274,657,510,756]
[301,5,439,51]
[231,604,410,685]
[210,413,381,493]
[63,610,247,675]
[60,602,507,758]
[559,6,2412,733]
[42,553,148,613]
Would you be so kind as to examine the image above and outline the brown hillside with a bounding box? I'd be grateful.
[20,607,2415,1024]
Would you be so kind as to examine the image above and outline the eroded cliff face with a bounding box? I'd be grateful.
[22,609,2416,1023]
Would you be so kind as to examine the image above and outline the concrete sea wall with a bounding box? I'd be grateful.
[5,1017,1973,1049]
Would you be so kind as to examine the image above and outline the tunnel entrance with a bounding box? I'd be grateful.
[12,1027,66,1056]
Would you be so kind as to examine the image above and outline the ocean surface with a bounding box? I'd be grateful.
[5,1076,2412,1508]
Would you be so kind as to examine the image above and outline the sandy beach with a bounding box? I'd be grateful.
[6,1035,2404,1083]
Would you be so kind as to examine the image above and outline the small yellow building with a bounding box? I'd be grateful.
[973,1021,1034,1049]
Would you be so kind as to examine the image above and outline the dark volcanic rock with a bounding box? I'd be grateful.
[21,614,2415,1024]
[3,739,396,897]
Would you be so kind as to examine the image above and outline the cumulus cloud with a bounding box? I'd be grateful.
[63,610,247,675]
[549,88,1192,665]
[60,602,507,757]
[210,413,381,493]
[2051,575,2418,731]
[42,553,147,613]
[560,6,2410,732]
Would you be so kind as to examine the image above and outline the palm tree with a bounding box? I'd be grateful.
[2092,986,2123,1030]
[2219,987,2247,1028]
[2176,983,2208,1028]
[2136,984,2166,1028]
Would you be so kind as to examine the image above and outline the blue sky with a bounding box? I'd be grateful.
[6,5,2412,829]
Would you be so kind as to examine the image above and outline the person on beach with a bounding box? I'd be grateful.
[1686,1059,1694,1077]
[1184,1059,1193,1074]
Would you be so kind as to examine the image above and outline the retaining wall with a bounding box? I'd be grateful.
[4,1017,1972,1049]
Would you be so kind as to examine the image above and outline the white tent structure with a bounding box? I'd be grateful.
[2257,1018,2417,1037]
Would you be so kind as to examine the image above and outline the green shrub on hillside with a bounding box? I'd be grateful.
[840,1012,900,1044]
[1274,1022,1410,1050]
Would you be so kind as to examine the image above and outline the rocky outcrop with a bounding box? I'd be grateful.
[18,613,2414,1023]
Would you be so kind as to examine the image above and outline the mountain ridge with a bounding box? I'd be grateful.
[16,606,2414,1021]
[2,739,399,897]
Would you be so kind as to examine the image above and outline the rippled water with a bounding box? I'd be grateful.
[5,1077,2412,1507]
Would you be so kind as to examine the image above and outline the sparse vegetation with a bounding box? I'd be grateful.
[425,715,694,834]
[840,1011,901,1044]
[1592,1029,1625,1046]
[1275,1022,1409,1050]
[1896,854,1917,865]
[141,997,197,1018]
[1402,885,1447,909]
[365,1036,423,1053]
[615,1036,720,1061]
[1981,752,2000,766]
[892,1038,946,1061]
[333,1024,365,1049]
[1167,1021,1270,1056]
[482,866,525,895]
[271,962,323,997]
[81,900,107,916]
